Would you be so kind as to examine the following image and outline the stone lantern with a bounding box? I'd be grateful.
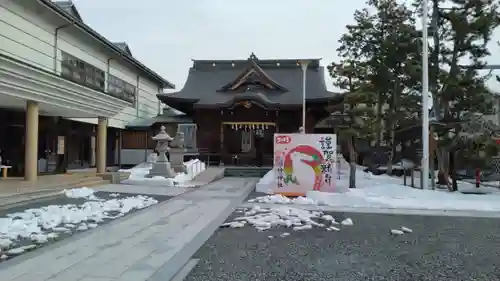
[146,126,176,178]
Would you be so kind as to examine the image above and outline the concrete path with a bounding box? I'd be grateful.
[94,184,191,197]
[0,178,258,281]
[189,167,225,186]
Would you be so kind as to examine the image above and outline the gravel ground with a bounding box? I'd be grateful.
[185,210,500,281]
[245,191,268,201]
[0,191,171,261]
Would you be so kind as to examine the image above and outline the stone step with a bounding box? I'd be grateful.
[74,179,110,188]
[224,168,270,178]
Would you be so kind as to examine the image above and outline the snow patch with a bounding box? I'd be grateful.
[401,226,413,233]
[248,194,318,205]
[0,238,12,249]
[222,205,352,235]
[326,226,340,231]
[119,159,206,187]
[7,247,25,255]
[390,226,413,236]
[0,188,159,261]
[253,163,500,212]
[341,218,353,226]
[390,229,404,236]
[63,187,95,199]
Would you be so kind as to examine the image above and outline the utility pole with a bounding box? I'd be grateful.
[421,0,430,190]
[300,60,309,134]
[429,0,440,189]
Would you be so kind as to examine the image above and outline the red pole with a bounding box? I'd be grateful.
[475,168,480,188]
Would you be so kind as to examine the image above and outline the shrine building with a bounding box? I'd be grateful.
[156,53,343,166]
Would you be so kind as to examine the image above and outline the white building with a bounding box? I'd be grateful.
[0,0,174,180]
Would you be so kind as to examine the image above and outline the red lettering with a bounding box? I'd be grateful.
[275,136,291,144]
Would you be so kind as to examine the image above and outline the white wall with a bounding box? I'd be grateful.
[0,0,163,128]
[0,1,60,72]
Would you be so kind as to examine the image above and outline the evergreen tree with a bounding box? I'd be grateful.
[416,0,500,190]
[329,0,422,179]
[329,60,376,188]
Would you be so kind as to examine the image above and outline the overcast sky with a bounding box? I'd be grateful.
[73,0,500,93]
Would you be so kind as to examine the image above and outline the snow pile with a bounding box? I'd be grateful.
[63,187,96,199]
[308,183,500,211]
[253,163,500,212]
[391,226,413,236]
[255,169,275,194]
[221,205,353,233]
[0,188,158,260]
[119,159,206,187]
[248,194,318,205]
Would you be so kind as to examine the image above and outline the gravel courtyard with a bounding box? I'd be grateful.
[185,211,500,281]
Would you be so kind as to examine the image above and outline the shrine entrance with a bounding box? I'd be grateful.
[221,122,276,166]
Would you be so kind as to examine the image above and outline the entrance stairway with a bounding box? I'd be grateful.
[224,166,271,178]
[0,173,111,199]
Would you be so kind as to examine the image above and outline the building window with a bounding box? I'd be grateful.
[61,52,105,91]
[177,124,197,149]
[108,75,136,105]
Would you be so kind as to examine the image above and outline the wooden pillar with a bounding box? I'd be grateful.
[24,101,39,182]
[219,110,225,165]
[96,117,107,174]
[305,110,316,133]
[275,110,279,133]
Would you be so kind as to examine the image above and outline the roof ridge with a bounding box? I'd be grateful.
[217,60,288,92]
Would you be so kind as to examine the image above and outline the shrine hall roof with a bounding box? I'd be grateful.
[157,53,343,112]
[126,107,192,129]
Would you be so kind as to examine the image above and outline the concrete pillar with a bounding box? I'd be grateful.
[24,101,39,182]
[96,117,107,174]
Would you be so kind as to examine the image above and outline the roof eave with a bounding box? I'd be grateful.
[157,94,198,114]
[157,93,199,103]
[126,115,193,130]
[306,92,345,105]
[37,0,175,89]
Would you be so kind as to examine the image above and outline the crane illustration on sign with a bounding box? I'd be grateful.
[274,133,338,196]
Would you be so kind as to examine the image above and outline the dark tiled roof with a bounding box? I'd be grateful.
[217,59,288,92]
[126,107,192,129]
[53,1,83,21]
[113,42,133,57]
[158,54,340,109]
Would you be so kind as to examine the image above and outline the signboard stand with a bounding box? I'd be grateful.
[273,133,345,196]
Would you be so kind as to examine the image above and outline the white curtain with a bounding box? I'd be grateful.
[241,130,252,152]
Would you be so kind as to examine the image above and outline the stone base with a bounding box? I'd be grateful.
[169,149,185,173]
[146,161,176,178]
[171,164,187,173]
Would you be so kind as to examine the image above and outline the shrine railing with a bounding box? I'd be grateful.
[184,159,206,180]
